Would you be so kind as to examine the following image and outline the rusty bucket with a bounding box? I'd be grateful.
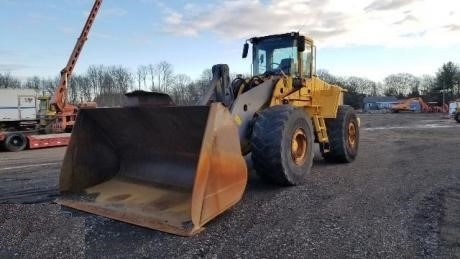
[57,103,247,236]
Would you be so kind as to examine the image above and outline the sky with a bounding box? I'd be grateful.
[0,0,459,83]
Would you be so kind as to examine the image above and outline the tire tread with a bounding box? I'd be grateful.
[251,105,313,185]
[322,105,359,163]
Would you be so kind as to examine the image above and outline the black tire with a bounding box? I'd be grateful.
[251,105,314,186]
[321,105,359,163]
[4,133,27,152]
[455,112,460,123]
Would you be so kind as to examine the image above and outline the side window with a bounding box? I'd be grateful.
[303,44,312,77]
[256,49,266,74]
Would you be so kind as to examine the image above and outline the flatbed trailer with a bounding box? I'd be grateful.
[0,131,70,152]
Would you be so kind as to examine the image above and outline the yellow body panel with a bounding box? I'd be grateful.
[268,75,345,144]
[270,76,344,117]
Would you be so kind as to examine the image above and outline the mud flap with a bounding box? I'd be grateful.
[57,103,247,236]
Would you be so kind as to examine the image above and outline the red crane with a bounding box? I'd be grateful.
[49,0,103,132]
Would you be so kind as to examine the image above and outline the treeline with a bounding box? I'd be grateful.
[318,61,460,108]
[0,62,217,106]
[1,61,459,108]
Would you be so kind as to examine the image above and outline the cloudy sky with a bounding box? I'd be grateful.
[1,0,459,82]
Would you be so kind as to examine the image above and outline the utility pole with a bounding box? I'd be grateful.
[442,82,445,106]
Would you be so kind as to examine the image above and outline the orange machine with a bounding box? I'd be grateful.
[427,102,449,113]
[46,0,102,132]
[391,97,431,113]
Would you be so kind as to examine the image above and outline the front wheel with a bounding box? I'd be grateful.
[251,105,314,186]
[321,105,359,163]
[4,133,28,152]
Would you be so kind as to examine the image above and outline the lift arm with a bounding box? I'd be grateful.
[52,0,103,112]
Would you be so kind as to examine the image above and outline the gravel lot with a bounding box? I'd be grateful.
[1,112,459,258]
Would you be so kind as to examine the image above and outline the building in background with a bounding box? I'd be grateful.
[362,96,398,112]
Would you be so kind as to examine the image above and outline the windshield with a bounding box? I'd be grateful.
[39,99,48,111]
[252,37,297,75]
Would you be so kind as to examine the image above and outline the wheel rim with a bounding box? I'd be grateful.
[11,136,24,147]
[291,128,308,165]
[347,122,357,148]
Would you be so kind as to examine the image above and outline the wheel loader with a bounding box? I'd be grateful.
[57,32,359,236]
[455,106,460,123]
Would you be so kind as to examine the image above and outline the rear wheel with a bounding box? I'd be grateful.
[4,133,27,152]
[251,105,314,186]
[455,112,460,123]
[321,105,359,163]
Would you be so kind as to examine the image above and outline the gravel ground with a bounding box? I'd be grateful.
[0,112,459,258]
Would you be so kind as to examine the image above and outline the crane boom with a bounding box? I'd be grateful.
[52,0,103,112]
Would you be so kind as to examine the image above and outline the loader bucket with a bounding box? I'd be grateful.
[57,103,247,236]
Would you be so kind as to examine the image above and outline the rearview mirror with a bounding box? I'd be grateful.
[242,43,249,58]
[297,36,305,52]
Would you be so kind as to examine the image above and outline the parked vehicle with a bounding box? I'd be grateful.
[58,32,360,236]
[0,0,101,151]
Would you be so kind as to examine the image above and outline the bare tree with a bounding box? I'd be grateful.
[342,76,376,96]
[135,65,147,90]
[40,77,58,95]
[147,64,156,91]
[0,72,22,88]
[68,76,79,103]
[24,76,41,90]
[317,69,339,85]
[87,65,107,99]
[155,61,174,93]
[170,74,192,104]
[111,66,132,93]
[383,73,419,97]
[110,66,133,105]
[195,68,212,97]
[201,68,212,81]
[136,66,142,90]
[374,82,384,96]
[69,75,92,103]
[418,75,435,96]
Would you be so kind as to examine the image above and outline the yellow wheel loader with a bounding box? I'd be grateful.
[57,32,359,236]
[455,107,460,123]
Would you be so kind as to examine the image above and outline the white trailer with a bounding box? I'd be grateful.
[0,89,39,128]
[0,89,71,152]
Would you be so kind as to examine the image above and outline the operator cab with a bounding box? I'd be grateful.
[242,32,315,78]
